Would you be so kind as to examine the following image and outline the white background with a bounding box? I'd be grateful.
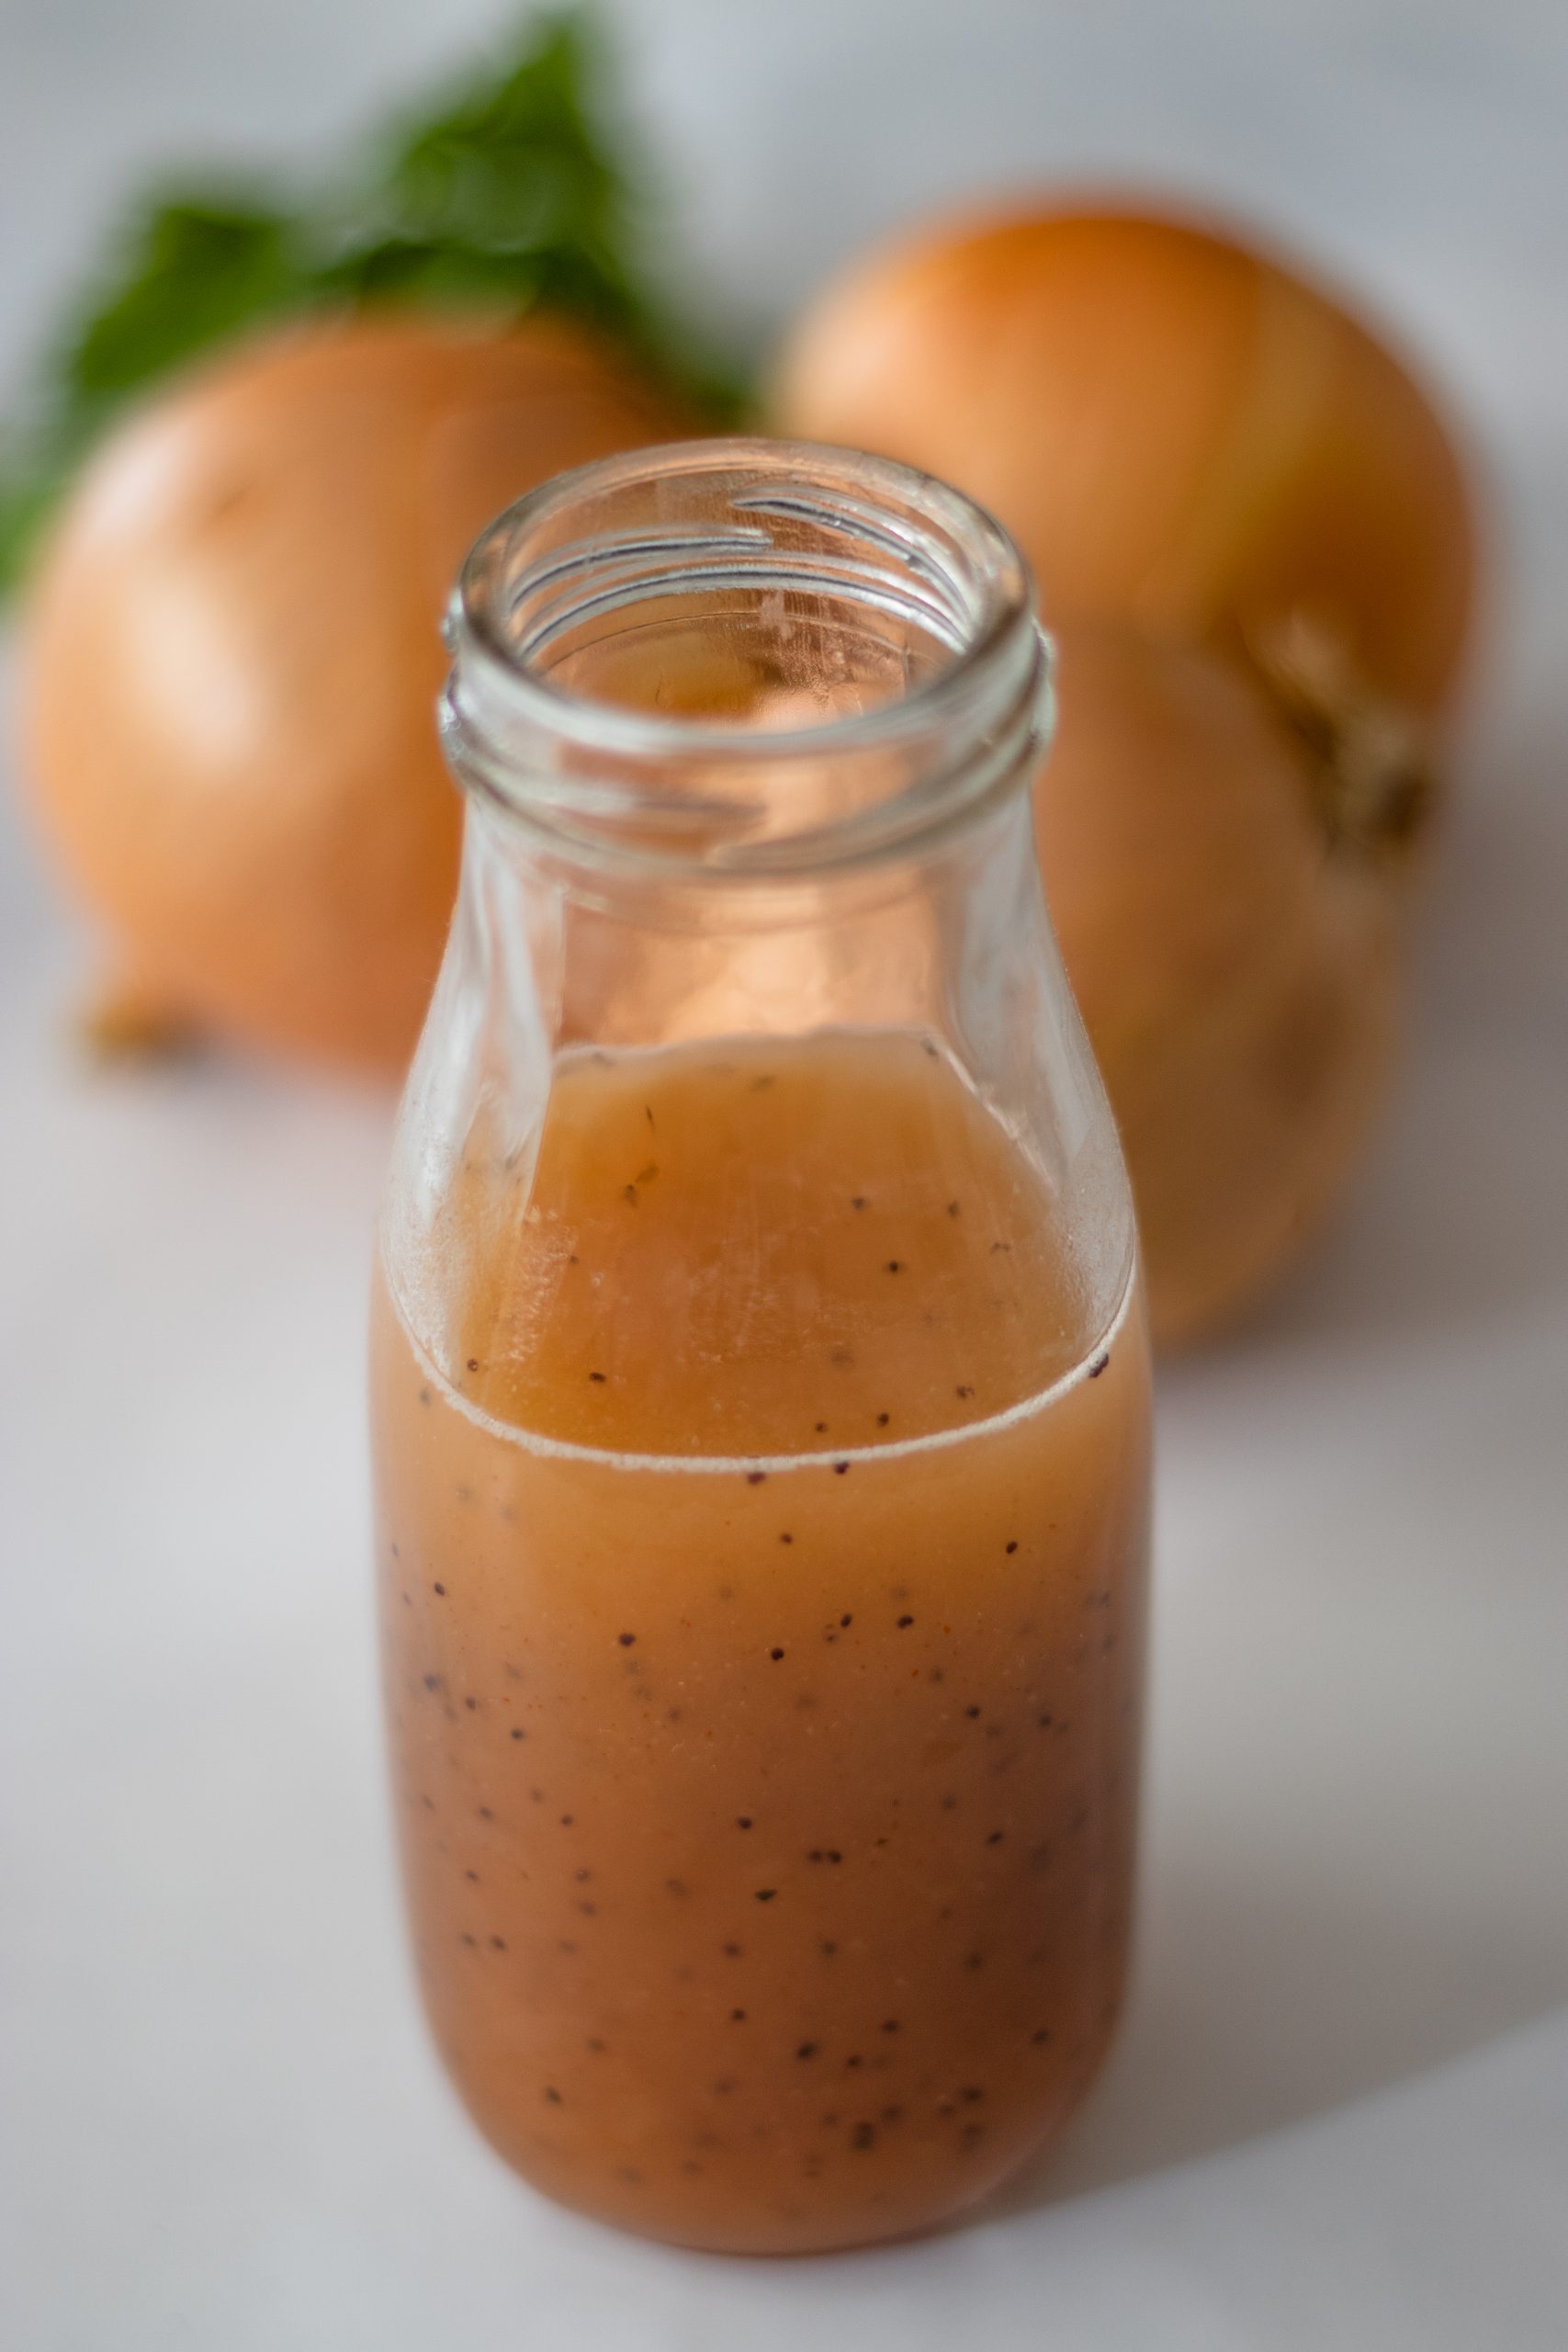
[2,3,1565,2346]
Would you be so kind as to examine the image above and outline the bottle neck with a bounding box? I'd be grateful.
[452,757,1068,1065]
[428,430,1079,1128]
[438,437,1048,886]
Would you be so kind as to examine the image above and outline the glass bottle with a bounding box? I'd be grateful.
[371,439,1151,2256]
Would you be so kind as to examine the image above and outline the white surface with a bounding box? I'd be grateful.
[2,4,1566,2346]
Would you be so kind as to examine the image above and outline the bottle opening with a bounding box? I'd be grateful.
[441,438,1050,876]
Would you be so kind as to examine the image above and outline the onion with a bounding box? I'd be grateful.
[1039,623,1404,1346]
[777,200,1477,1337]
[20,313,694,1069]
[774,203,1478,720]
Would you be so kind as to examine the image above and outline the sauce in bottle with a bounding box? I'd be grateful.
[372,442,1151,2253]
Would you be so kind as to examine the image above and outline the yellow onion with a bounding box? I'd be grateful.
[20,313,694,1069]
[777,200,1478,1338]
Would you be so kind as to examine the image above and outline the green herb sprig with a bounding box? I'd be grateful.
[0,12,746,593]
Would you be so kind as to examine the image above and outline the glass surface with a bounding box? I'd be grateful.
[371,439,1152,2255]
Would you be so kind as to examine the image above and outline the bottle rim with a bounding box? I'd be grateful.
[439,436,1052,881]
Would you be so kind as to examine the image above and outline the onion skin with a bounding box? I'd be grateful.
[1039,624,1402,1347]
[20,314,694,1070]
[775,205,1477,719]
